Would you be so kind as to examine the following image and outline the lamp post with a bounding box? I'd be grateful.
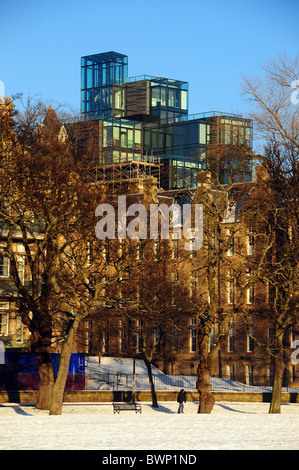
[132,356,136,403]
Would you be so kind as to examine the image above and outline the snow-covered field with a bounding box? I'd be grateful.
[1,401,299,450]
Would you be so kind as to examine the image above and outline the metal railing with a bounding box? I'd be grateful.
[89,371,299,393]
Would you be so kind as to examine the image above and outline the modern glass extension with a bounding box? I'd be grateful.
[81,52,128,119]
[128,76,188,121]
[78,51,254,189]
[102,118,142,165]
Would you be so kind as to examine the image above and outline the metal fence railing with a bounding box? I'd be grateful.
[89,372,299,393]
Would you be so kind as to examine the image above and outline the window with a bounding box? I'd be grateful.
[246,365,253,385]
[247,285,254,305]
[85,321,92,354]
[172,237,179,260]
[247,326,254,352]
[190,281,197,305]
[209,327,216,352]
[0,256,9,277]
[228,319,235,352]
[227,230,234,256]
[247,269,254,305]
[190,239,197,258]
[102,331,109,353]
[151,86,160,107]
[181,90,188,110]
[227,270,234,305]
[228,364,235,380]
[0,312,8,336]
[15,316,23,343]
[190,328,197,352]
[17,256,25,283]
[0,302,9,336]
[247,229,254,256]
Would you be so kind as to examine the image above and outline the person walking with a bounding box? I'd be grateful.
[177,388,186,413]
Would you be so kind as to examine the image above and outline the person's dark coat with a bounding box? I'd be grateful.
[177,389,186,404]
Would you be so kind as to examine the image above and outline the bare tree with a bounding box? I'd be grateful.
[242,55,299,413]
[0,97,108,410]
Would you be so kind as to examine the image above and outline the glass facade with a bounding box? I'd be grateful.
[81,52,128,119]
[149,77,188,121]
[102,118,142,165]
[79,51,254,189]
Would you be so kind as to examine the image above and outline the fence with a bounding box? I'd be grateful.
[91,371,299,394]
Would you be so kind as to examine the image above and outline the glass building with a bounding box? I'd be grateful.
[78,51,253,189]
[127,76,188,121]
[81,51,128,119]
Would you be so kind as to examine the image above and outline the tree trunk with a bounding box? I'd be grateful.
[34,349,54,410]
[196,363,215,414]
[269,333,285,414]
[143,357,158,408]
[196,336,216,414]
[49,324,75,415]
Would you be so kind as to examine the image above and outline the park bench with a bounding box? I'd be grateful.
[112,402,142,414]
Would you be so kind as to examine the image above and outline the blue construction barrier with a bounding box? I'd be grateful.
[0,351,86,391]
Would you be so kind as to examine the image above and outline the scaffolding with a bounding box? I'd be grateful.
[94,155,162,190]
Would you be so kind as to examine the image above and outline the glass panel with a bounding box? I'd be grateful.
[166,131,172,149]
[181,90,187,110]
[103,127,112,147]
[189,122,197,144]
[199,123,206,144]
[158,132,164,149]
[135,129,141,146]
[86,66,93,88]
[144,129,151,148]
[151,86,160,107]
[121,130,127,147]
[94,64,100,87]
[161,87,167,107]
[102,63,107,86]
[168,88,175,107]
[114,88,124,109]
[128,129,134,148]
[121,151,127,162]
[113,126,120,145]
[152,131,158,149]
[173,125,181,149]
[182,124,189,147]
[105,150,113,164]
[225,125,231,144]
[113,150,120,163]
[175,89,180,108]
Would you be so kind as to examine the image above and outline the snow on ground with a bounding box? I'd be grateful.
[1,401,299,450]
[86,357,299,393]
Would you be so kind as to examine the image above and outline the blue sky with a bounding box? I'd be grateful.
[1,0,298,118]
